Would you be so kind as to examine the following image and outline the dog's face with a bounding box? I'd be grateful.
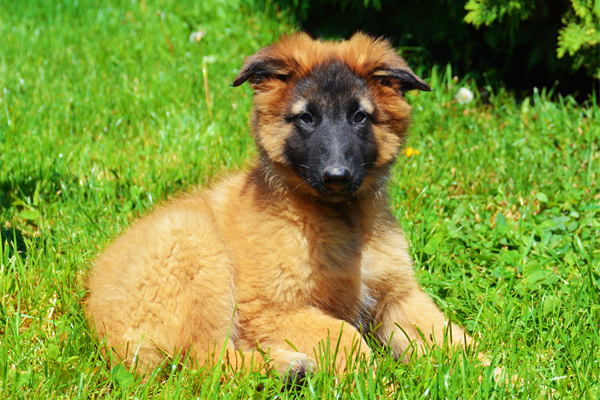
[233,33,430,202]
[283,60,378,201]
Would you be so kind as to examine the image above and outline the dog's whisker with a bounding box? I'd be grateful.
[290,162,311,171]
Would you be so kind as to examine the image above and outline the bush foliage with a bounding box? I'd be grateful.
[280,0,599,99]
[465,0,600,79]
[557,0,600,79]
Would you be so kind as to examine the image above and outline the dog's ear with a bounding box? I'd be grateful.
[346,32,430,95]
[373,67,431,95]
[232,51,296,89]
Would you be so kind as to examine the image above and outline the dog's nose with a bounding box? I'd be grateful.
[322,166,352,190]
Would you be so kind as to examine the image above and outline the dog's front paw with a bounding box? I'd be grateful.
[283,360,309,386]
[270,350,313,386]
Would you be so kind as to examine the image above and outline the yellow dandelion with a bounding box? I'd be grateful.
[403,147,420,157]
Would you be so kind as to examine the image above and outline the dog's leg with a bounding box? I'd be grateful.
[376,285,510,383]
[238,307,371,376]
[86,199,242,374]
[374,286,471,361]
[361,229,471,362]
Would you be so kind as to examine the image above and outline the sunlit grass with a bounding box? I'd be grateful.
[1,0,599,398]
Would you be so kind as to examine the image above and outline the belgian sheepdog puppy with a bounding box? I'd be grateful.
[85,33,472,377]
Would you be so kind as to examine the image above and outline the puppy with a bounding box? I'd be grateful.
[84,32,472,378]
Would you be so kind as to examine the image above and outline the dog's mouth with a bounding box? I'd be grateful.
[310,179,362,202]
[288,164,365,202]
[284,160,366,202]
[318,190,357,202]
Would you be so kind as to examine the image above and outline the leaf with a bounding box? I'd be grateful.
[495,213,507,231]
[542,295,559,316]
[11,199,29,208]
[121,200,133,212]
[65,356,80,365]
[16,371,30,388]
[540,218,557,230]
[523,268,559,287]
[129,185,141,199]
[565,251,578,267]
[56,367,72,386]
[111,364,135,389]
[536,192,548,203]
[591,304,600,324]
[33,181,41,207]
[47,343,61,361]
[19,209,40,220]
[423,232,444,255]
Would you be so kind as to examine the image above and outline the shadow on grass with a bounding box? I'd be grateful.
[1,227,27,257]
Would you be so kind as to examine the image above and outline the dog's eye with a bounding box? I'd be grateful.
[354,112,367,123]
[299,113,313,124]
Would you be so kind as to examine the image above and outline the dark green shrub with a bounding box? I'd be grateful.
[465,0,599,79]
[275,0,599,100]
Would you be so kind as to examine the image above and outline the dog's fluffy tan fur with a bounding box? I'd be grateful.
[85,33,471,376]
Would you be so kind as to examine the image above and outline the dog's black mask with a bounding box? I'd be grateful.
[284,61,379,202]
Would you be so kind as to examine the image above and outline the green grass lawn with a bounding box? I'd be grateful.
[1,0,599,398]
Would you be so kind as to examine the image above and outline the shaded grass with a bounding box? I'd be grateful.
[1,0,599,398]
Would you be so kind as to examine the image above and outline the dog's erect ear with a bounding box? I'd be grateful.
[373,68,431,94]
[232,52,296,89]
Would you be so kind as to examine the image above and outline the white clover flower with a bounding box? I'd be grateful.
[455,87,474,104]
[203,55,217,64]
[189,30,205,43]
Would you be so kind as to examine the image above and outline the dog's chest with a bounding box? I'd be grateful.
[231,198,377,324]
[309,267,375,329]
[301,220,376,326]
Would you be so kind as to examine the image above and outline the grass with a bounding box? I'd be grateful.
[1,0,599,398]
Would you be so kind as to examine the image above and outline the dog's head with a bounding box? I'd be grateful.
[233,32,430,202]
